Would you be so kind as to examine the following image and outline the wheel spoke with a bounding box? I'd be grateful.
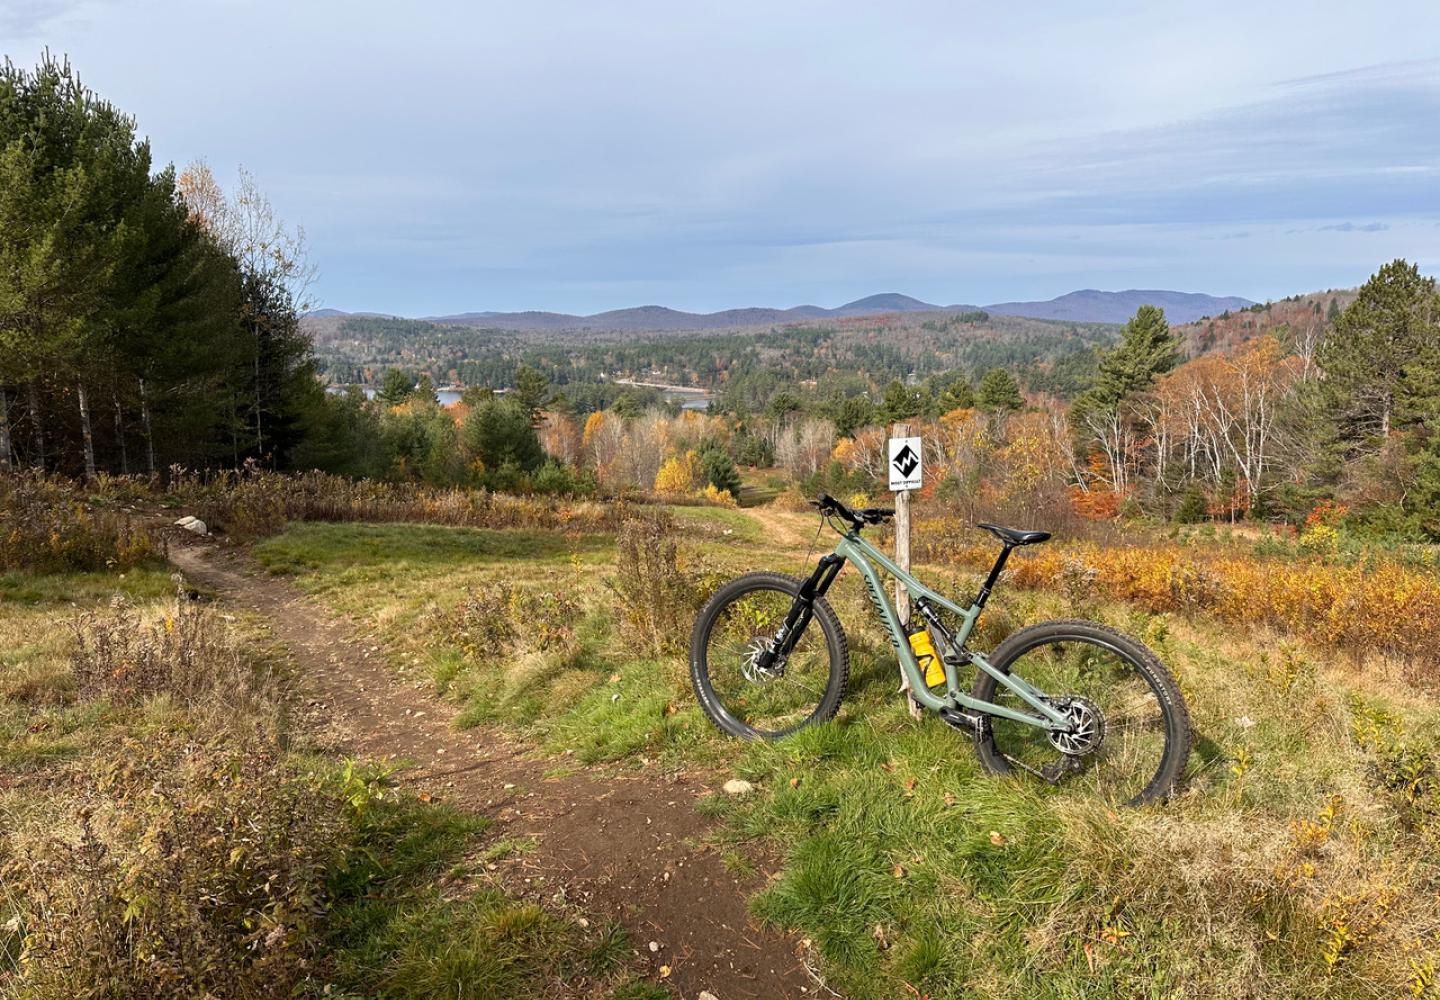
[978,635,1179,805]
[698,580,838,738]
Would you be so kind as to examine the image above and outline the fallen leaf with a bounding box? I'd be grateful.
[892,863,906,879]
[942,791,957,807]
[608,673,622,683]
[658,964,672,979]
[988,831,1005,846]
[789,777,800,788]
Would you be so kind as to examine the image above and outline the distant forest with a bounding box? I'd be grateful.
[307,310,1121,412]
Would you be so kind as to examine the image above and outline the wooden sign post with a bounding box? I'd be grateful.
[891,421,912,627]
[888,422,923,717]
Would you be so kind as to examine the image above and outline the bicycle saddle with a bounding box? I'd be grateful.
[976,522,1052,547]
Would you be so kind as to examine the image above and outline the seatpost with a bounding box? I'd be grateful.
[974,545,1013,610]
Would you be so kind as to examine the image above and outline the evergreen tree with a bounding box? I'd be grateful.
[976,368,1023,412]
[766,388,803,420]
[878,379,923,424]
[834,394,876,438]
[412,374,439,405]
[376,368,413,406]
[1081,304,1180,412]
[1316,259,1439,444]
[698,442,742,497]
[462,397,545,477]
[937,379,975,413]
[512,364,551,425]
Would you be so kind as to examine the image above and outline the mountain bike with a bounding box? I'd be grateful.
[688,494,1192,805]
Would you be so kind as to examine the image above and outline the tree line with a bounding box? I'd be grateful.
[0,55,322,476]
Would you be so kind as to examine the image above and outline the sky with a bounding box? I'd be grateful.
[7,1,1440,315]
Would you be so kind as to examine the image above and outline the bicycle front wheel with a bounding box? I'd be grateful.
[971,619,1191,805]
[689,572,849,739]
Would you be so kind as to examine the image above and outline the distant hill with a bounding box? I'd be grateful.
[1174,289,1357,355]
[984,289,1254,325]
[311,287,1251,334]
[414,292,979,332]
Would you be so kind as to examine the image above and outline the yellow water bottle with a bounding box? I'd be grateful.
[908,625,946,688]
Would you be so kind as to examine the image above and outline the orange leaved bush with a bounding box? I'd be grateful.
[936,536,1440,673]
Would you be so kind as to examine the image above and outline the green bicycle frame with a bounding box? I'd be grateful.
[833,531,1071,731]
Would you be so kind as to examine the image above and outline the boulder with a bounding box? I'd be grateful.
[174,516,208,536]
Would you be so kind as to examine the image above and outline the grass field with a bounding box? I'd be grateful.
[252,507,1440,999]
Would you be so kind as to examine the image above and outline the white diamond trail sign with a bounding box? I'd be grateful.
[888,436,923,492]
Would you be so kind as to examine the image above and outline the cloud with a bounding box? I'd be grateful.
[0,0,93,39]
[1318,222,1392,233]
[17,2,1440,312]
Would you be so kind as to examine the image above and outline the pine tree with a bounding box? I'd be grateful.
[698,442,742,497]
[878,379,923,423]
[834,394,875,438]
[975,369,1023,413]
[1082,304,1180,411]
[377,369,413,406]
[1317,259,1439,444]
[512,364,551,425]
[937,379,975,413]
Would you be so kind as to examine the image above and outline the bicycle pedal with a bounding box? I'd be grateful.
[938,706,982,733]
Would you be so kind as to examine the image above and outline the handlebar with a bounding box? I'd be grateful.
[811,493,895,531]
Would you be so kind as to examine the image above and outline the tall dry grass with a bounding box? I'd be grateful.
[0,472,157,572]
[169,466,625,539]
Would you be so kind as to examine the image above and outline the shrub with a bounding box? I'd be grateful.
[931,533,1440,676]
[0,473,157,573]
[607,512,712,656]
[69,592,265,707]
[433,581,580,663]
[6,733,342,999]
[171,467,621,539]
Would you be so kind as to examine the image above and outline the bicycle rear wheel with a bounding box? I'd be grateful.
[689,572,849,739]
[971,619,1191,805]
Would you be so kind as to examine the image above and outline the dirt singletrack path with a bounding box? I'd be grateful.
[164,532,826,1000]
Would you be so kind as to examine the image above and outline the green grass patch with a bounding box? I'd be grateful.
[0,566,177,605]
[326,791,651,998]
[255,521,607,576]
[664,503,767,543]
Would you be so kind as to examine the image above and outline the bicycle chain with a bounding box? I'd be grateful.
[1000,751,1081,785]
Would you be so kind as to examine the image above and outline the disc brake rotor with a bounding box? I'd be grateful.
[1045,696,1106,757]
[742,637,783,684]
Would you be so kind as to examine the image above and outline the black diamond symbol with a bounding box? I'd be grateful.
[893,444,919,477]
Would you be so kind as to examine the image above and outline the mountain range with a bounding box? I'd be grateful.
[310,289,1255,332]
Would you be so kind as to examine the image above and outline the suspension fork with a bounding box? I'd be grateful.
[755,554,845,670]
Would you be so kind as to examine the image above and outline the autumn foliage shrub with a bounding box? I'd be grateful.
[7,733,341,999]
[171,466,623,539]
[0,472,156,572]
[69,592,262,706]
[608,511,717,656]
[930,530,1440,674]
[433,581,580,662]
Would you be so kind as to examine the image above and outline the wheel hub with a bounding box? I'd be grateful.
[1046,696,1106,756]
[742,637,784,683]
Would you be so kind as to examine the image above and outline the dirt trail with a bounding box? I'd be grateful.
[164,533,824,1000]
